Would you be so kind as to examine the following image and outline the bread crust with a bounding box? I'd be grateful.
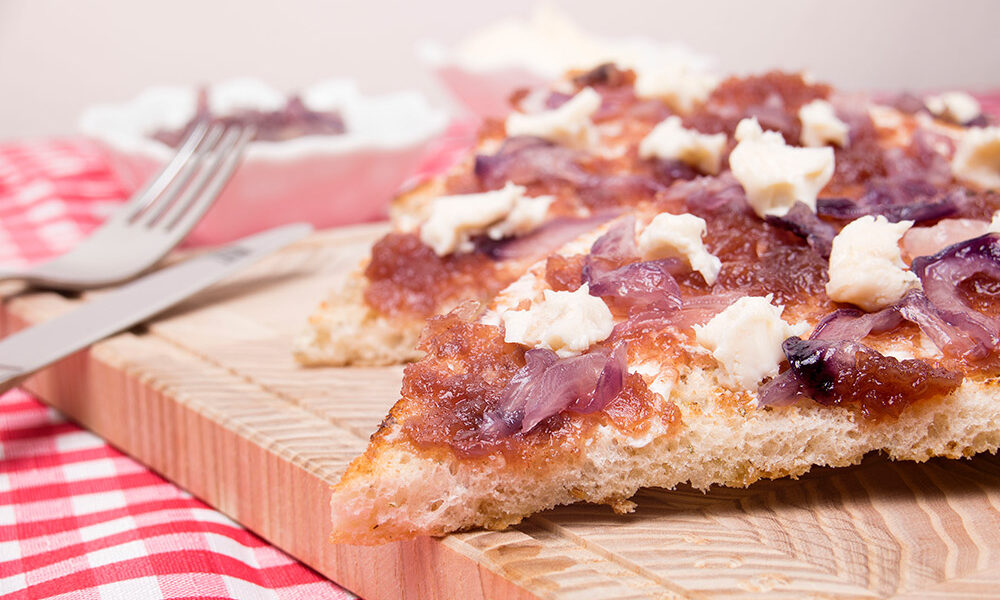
[330,377,1000,544]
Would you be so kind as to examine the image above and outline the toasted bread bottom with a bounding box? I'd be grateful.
[330,378,1000,544]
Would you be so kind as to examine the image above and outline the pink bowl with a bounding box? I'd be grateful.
[79,79,449,245]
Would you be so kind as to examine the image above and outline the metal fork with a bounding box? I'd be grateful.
[0,121,254,290]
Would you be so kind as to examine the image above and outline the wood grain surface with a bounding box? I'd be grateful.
[4,223,1000,600]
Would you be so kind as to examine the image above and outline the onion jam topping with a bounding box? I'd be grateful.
[154,89,346,147]
[379,69,1000,446]
[401,313,672,459]
[758,338,962,418]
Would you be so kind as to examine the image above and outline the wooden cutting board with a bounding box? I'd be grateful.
[5,223,1000,600]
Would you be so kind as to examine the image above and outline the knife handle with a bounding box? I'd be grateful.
[0,365,29,395]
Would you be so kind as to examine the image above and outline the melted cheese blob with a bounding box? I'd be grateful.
[729,117,835,218]
[505,87,602,147]
[952,126,1000,191]
[420,182,552,255]
[637,212,721,284]
[502,284,614,357]
[798,99,849,148]
[925,91,981,125]
[695,295,807,390]
[825,215,920,311]
[638,116,727,174]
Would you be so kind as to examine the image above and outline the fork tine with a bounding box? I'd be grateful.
[158,125,254,233]
[120,120,210,221]
[130,123,226,227]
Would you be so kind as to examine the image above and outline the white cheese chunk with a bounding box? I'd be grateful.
[952,126,1000,191]
[925,91,982,125]
[505,87,601,147]
[637,212,721,284]
[638,116,727,174]
[989,210,1000,234]
[729,117,835,218]
[798,99,849,148]
[502,284,614,357]
[694,295,807,390]
[825,215,920,311]
[419,182,551,255]
[634,64,719,114]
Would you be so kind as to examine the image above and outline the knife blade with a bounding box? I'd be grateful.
[0,222,313,393]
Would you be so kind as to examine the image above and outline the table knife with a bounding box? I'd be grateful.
[0,222,313,393]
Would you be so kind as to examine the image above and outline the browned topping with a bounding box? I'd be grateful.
[682,190,832,309]
[603,372,670,430]
[808,341,961,418]
[401,313,669,459]
[684,71,831,144]
[544,254,585,291]
[364,233,501,317]
[827,112,889,194]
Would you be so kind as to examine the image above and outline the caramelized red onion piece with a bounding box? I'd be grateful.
[902,218,990,259]
[475,137,588,189]
[588,259,683,315]
[474,137,665,208]
[480,348,558,437]
[765,202,837,258]
[756,370,805,408]
[484,345,630,436]
[517,348,622,433]
[583,215,639,281]
[758,337,962,416]
[910,233,1000,355]
[810,307,905,341]
[808,289,985,360]
[896,291,984,359]
[572,343,627,414]
[816,191,958,224]
[670,174,748,214]
[478,213,614,260]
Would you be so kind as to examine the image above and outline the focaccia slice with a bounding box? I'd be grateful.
[330,102,1000,542]
[297,69,910,366]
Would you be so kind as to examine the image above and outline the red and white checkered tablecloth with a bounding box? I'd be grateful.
[0,140,364,600]
[0,124,476,600]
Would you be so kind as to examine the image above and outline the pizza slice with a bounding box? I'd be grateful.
[295,68,892,367]
[329,100,1000,543]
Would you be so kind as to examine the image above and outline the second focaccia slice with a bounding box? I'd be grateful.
[296,69,910,366]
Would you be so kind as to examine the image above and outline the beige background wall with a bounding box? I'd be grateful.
[2,0,999,139]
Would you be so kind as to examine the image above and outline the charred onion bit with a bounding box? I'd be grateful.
[759,337,962,417]
[571,63,634,88]
[765,201,837,258]
[481,344,629,436]
[911,233,1000,357]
